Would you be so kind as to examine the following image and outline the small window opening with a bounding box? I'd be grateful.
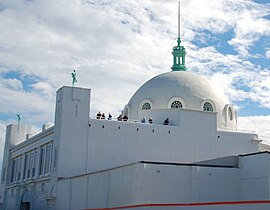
[203,102,213,112]
[142,103,151,110]
[228,107,233,120]
[171,101,183,109]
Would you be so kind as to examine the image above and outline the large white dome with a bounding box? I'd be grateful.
[125,71,236,129]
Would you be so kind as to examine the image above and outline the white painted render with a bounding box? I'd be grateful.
[0,84,269,210]
[55,152,270,210]
[126,71,236,130]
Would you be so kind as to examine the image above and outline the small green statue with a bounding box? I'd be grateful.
[17,113,21,124]
[71,70,77,86]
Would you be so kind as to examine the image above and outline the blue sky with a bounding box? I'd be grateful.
[0,0,270,159]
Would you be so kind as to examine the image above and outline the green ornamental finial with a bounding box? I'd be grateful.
[171,1,187,71]
[17,113,21,124]
[71,70,77,86]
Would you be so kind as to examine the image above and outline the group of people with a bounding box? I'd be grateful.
[140,117,169,125]
[117,114,128,121]
[96,112,112,120]
[96,112,129,121]
[140,117,153,124]
[96,112,169,125]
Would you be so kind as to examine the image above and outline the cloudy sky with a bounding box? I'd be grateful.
[0,0,270,163]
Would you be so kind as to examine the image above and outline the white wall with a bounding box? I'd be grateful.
[56,172,109,210]
[0,124,32,209]
[136,163,240,204]
[1,86,267,210]
[0,124,32,187]
[241,153,270,200]
[140,109,217,131]
[52,86,260,178]
[54,163,245,210]
[53,86,91,178]
[56,155,270,210]
[86,117,258,173]
[2,179,50,210]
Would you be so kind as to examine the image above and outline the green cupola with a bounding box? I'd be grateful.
[171,37,187,71]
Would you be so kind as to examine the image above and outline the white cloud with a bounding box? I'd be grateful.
[31,81,55,97]
[229,10,270,56]
[248,73,270,108]
[238,115,270,140]
[266,48,270,59]
[0,84,55,124]
[0,78,23,90]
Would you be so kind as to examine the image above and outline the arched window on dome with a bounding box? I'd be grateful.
[142,102,151,110]
[171,100,183,109]
[228,107,233,120]
[203,102,213,112]
[168,97,185,109]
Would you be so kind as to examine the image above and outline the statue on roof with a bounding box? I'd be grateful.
[17,113,21,124]
[71,70,77,86]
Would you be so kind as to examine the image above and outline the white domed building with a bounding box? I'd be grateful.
[125,71,236,130]
[124,38,236,130]
[1,12,270,210]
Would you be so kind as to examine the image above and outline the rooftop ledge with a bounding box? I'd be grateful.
[10,123,54,150]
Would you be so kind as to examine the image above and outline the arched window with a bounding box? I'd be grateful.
[171,100,183,109]
[228,107,233,120]
[168,97,185,109]
[203,102,213,112]
[142,102,151,110]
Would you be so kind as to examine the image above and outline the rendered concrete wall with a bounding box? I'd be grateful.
[241,153,270,200]
[135,163,240,204]
[140,108,217,131]
[3,179,50,210]
[1,86,268,210]
[3,188,16,210]
[51,87,259,178]
[87,172,109,208]
[0,124,32,209]
[108,164,137,207]
[86,118,258,173]
[191,166,240,202]
[56,159,262,210]
[0,124,32,185]
[53,86,91,178]
[5,124,32,148]
[136,163,192,204]
[56,179,70,210]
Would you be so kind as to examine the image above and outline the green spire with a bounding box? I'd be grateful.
[171,37,187,71]
[171,1,187,71]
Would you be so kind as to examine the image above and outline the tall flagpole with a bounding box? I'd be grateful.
[178,0,180,38]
